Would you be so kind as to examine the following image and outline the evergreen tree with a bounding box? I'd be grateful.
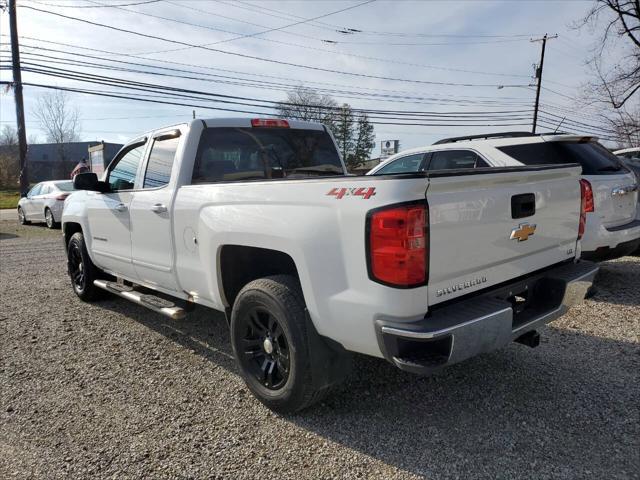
[334,104,354,162]
[349,114,376,170]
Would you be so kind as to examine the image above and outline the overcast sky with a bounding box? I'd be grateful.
[0,0,622,153]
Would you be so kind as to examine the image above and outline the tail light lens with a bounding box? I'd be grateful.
[55,193,70,201]
[251,118,289,128]
[578,179,594,240]
[367,203,428,287]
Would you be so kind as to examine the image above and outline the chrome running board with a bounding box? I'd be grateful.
[93,280,186,320]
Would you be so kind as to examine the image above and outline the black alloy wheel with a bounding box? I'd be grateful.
[68,240,85,292]
[66,232,103,301]
[239,306,290,390]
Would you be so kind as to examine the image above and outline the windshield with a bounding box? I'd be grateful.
[498,140,629,175]
[192,127,344,184]
[54,181,75,192]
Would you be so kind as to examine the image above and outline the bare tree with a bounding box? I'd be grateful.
[31,90,81,161]
[276,86,339,130]
[0,125,18,146]
[582,0,639,108]
[578,1,639,146]
[31,91,82,175]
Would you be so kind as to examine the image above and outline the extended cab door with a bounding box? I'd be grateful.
[129,128,183,291]
[86,139,148,279]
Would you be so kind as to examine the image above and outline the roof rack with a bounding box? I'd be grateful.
[433,131,546,145]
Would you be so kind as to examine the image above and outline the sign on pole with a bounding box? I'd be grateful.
[381,140,399,159]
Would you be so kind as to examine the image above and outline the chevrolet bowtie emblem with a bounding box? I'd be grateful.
[510,223,536,242]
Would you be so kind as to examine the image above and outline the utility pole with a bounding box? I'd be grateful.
[531,33,557,134]
[8,0,29,195]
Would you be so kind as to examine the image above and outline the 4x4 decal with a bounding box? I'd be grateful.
[327,187,376,200]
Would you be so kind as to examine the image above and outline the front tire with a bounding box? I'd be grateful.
[67,232,104,301]
[45,208,58,229]
[17,207,29,225]
[230,275,329,413]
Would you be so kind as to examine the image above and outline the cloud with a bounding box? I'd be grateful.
[0,0,614,151]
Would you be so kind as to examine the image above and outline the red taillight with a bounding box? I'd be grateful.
[55,193,70,201]
[367,203,428,287]
[580,179,594,213]
[251,118,289,128]
[578,179,594,240]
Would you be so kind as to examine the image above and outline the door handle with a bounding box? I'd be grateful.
[113,203,128,212]
[151,203,168,213]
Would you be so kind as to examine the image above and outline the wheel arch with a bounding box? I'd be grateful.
[218,245,300,311]
[63,222,83,248]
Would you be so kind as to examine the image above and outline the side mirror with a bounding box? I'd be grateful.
[74,172,109,192]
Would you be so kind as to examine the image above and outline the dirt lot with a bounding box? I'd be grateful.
[1,217,639,479]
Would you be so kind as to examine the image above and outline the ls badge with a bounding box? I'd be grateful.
[510,223,536,242]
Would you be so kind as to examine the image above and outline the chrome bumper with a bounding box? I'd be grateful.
[376,261,599,375]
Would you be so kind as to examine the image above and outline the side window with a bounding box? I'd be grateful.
[428,150,484,170]
[28,184,42,197]
[374,153,425,175]
[108,143,146,191]
[40,185,51,195]
[143,136,180,188]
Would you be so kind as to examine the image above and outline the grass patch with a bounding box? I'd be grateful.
[0,190,20,209]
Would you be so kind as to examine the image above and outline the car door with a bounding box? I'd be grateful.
[33,184,52,221]
[23,183,42,217]
[86,138,149,279]
[129,128,183,290]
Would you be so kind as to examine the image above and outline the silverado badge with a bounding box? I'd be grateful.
[510,223,536,242]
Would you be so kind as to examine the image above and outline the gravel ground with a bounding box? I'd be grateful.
[1,218,639,479]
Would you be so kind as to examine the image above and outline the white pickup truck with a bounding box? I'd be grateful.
[63,118,598,412]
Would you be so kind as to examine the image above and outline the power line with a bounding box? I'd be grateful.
[2,47,536,116]
[222,0,540,39]
[0,80,534,128]
[1,61,536,123]
[2,35,535,107]
[162,0,535,47]
[18,5,532,89]
[23,0,161,7]
[26,0,531,79]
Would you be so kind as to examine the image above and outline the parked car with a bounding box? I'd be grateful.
[614,147,640,180]
[63,118,597,413]
[18,180,76,229]
[614,147,640,254]
[369,132,640,262]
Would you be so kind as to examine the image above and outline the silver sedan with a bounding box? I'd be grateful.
[17,180,76,229]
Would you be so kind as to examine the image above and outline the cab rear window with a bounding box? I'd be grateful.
[192,127,343,184]
[498,141,628,175]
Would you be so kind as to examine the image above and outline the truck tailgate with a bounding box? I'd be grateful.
[426,165,582,306]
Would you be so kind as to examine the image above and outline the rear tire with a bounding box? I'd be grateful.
[18,207,30,225]
[230,275,331,413]
[67,232,104,301]
[45,208,59,229]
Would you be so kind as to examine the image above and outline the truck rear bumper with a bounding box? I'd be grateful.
[375,261,599,375]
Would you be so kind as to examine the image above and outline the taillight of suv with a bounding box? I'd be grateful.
[366,202,428,287]
[579,179,594,240]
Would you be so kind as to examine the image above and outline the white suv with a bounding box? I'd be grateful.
[369,133,640,261]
